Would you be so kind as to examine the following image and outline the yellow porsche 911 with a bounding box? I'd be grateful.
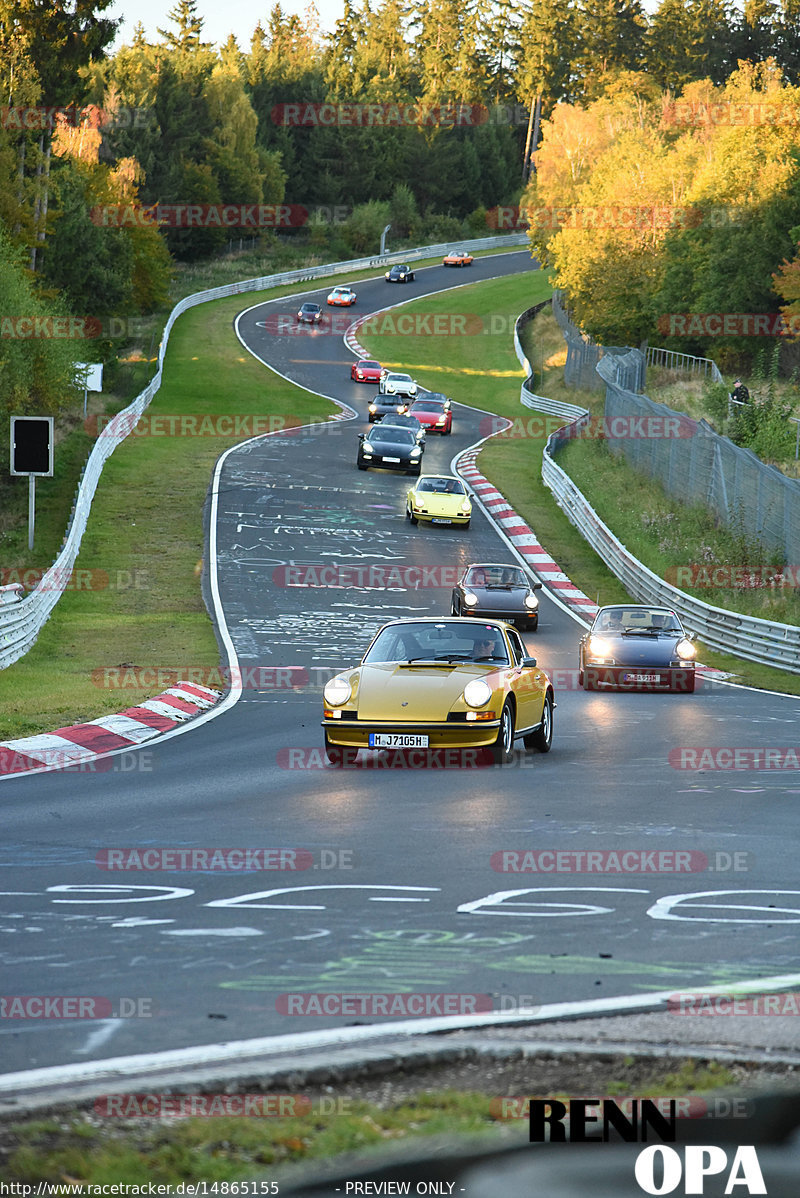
[322,617,554,766]
[406,474,471,527]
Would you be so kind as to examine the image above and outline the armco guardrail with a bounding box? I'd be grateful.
[0,234,528,670]
[514,305,800,671]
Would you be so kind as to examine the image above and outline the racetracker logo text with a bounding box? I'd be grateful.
[657,313,800,336]
[89,204,309,228]
[276,992,493,1015]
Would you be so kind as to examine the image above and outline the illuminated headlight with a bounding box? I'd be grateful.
[323,677,352,706]
[436,417,446,425]
[463,678,492,708]
[385,272,391,279]
[396,404,405,412]
[463,591,479,606]
[369,404,377,412]
[588,636,611,658]
[362,444,373,456]
[524,594,539,609]
[411,447,422,457]
[460,500,471,513]
[676,639,696,660]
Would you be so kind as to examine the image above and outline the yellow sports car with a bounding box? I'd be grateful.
[406,474,471,527]
[322,617,554,765]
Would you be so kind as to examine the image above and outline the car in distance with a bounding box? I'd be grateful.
[579,605,697,693]
[357,425,423,474]
[380,371,418,398]
[452,563,543,631]
[376,411,427,445]
[368,394,410,422]
[409,394,452,435]
[385,264,415,283]
[443,249,474,267]
[351,359,383,383]
[327,286,357,306]
[297,302,322,324]
[406,475,471,527]
[321,617,554,765]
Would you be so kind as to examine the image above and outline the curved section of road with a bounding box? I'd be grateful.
[1,252,799,1080]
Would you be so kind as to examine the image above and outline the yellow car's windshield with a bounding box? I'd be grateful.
[364,622,509,665]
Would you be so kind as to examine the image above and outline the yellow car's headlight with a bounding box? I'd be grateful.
[463,678,492,708]
[323,676,352,706]
[676,638,696,660]
[460,500,471,513]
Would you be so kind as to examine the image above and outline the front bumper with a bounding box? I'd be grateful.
[322,719,501,750]
[583,664,695,691]
[415,512,470,525]
[360,455,419,471]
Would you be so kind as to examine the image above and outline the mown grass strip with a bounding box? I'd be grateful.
[4,1062,743,1184]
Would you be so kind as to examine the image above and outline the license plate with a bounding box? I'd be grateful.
[383,456,400,463]
[624,673,662,683]
[431,517,451,524]
[369,733,429,748]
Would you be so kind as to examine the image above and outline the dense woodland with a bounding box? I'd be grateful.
[4,0,800,413]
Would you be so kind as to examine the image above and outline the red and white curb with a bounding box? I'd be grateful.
[0,682,221,775]
[457,446,600,618]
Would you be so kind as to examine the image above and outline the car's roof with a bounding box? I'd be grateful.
[414,474,461,481]
[375,616,517,629]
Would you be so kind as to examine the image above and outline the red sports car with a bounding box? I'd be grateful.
[351,359,383,383]
[409,394,453,435]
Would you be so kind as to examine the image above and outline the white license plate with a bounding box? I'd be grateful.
[383,456,400,463]
[624,673,662,683]
[431,517,451,524]
[369,733,429,748]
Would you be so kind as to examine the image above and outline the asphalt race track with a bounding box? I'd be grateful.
[2,250,800,1075]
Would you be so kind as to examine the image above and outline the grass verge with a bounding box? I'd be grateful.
[2,1058,769,1185]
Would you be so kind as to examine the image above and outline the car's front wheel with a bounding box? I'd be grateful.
[406,502,418,525]
[491,702,515,765]
[524,693,553,753]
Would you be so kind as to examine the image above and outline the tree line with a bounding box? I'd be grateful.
[3,0,800,415]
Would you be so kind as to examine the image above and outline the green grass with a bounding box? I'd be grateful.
[3,1063,748,1185]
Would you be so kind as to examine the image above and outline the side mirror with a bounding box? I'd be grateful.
[532,582,542,592]
[521,656,538,668]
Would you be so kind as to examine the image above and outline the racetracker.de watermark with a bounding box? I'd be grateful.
[485,204,746,231]
[84,413,297,439]
[663,100,800,127]
[668,992,800,1014]
[491,1095,752,1120]
[0,568,148,592]
[1,996,154,1018]
[490,849,752,873]
[94,1093,313,1117]
[0,749,154,774]
[90,203,309,228]
[669,747,800,769]
[666,565,800,589]
[479,414,695,440]
[0,104,150,130]
[276,992,493,1016]
[93,847,355,871]
[657,313,800,337]
[90,665,309,690]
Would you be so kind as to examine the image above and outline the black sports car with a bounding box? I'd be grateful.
[385,264,415,283]
[451,563,543,631]
[368,394,410,422]
[357,425,423,474]
[377,412,426,445]
[297,302,322,323]
[579,605,697,692]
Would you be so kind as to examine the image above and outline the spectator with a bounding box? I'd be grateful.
[731,378,750,405]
